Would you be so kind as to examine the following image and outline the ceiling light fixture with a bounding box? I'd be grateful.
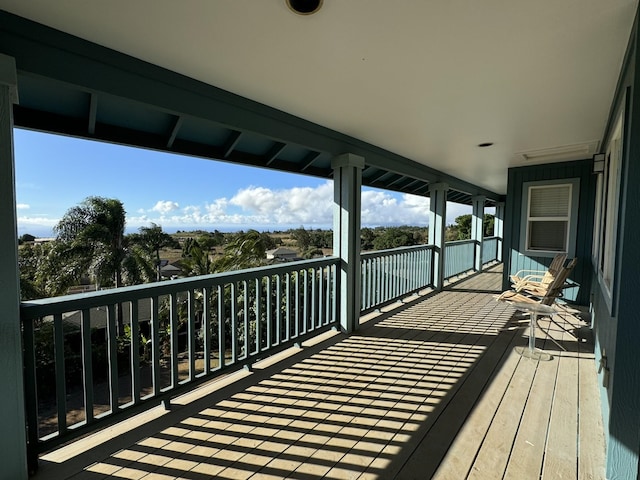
[286,0,323,15]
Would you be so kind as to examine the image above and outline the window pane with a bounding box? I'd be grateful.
[530,185,571,217]
[528,220,567,251]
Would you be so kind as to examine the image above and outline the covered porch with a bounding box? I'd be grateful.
[1,2,637,477]
[33,266,604,480]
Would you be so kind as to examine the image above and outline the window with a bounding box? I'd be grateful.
[594,112,623,299]
[520,178,580,258]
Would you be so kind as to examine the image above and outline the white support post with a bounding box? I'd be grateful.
[428,183,448,291]
[472,196,485,271]
[494,202,505,262]
[332,153,364,333]
[0,54,28,479]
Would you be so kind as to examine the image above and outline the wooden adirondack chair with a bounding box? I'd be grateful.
[497,258,578,351]
[499,257,577,306]
[509,252,567,291]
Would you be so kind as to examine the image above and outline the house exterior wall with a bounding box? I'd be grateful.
[502,159,596,306]
[593,9,640,478]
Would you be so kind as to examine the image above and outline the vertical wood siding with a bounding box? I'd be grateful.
[503,159,596,305]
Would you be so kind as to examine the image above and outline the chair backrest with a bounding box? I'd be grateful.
[539,253,568,287]
[541,257,577,305]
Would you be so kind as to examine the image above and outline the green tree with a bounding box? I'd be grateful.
[54,197,154,332]
[372,227,415,250]
[215,229,268,271]
[361,227,375,250]
[291,227,312,251]
[133,223,177,281]
[55,196,128,288]
[18,243,47,299]
[18,233,36,245]
[181,243,214,276]
[452,214,495,240]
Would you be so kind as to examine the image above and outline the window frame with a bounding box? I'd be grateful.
[593,110,624,313]
[520,178,580,258]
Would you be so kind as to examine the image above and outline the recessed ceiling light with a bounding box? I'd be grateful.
[478,142,494,148]
[286,0,323,15]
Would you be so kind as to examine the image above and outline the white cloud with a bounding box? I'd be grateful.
[43,185,492,234]
[17,216,58,226]
[16,203,30,210]
[151,200,179,214]
[230,182,334,225]
[17,215,60,237]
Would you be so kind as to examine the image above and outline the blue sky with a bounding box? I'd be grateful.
[14,129,476,238]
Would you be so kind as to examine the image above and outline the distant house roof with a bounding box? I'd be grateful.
[161,263,182,277]
[266,247,298,259]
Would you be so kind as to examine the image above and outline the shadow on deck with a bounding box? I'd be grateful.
[33,264,605,480]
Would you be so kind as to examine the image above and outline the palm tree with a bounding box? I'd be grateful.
[131,223,177,281]
[214,229,268,272]
[55,197,154,333]
[55,196,128,288]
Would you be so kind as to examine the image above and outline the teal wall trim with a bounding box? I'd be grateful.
[503,159,596,305]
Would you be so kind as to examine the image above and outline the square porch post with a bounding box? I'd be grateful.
[0,54,28,479]
[494,201,505,262]
[472,195,485,271]
[332,153,364,333]
[428,183,448,291]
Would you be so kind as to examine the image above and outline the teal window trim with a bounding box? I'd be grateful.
[519,178,580,258]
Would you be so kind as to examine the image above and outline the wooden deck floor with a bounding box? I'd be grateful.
[34,265,606,480]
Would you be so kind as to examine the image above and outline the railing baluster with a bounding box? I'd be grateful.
[217,284,226,370]
[151,296,160,396]
[284,272,291,342]
[203,286,211,376]
[318,266,324,327]
[257,278,263,353]
[81,308,94,424]
[188,289,196,381]
[303,269,309,334]
[243,280,249,361]
[331,264,338,325]
[231,282,238,363]
[312,267,318,329]
[169,293,178,388]
[106,304,119,413]
[266,275,272,350]
[295,270,302,338]
[275,274,281,346]
[131,300,141,404]
[53,313,67,434]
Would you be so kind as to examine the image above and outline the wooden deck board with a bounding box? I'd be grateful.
[501,344,558,480]
[31,265,605,480]
[430,326,522,480]
[578,328,606,480]
[540,312,581,480]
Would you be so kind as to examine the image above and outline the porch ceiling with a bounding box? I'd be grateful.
[0,1,636,202]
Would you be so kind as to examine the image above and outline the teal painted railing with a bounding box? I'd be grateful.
[444,239,476,279]
[21,257,339,456]
[21,237,502,462]
[482,236,499,265]
[360,245,434,311]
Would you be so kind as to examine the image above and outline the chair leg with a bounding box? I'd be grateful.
[535,316,567,351]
